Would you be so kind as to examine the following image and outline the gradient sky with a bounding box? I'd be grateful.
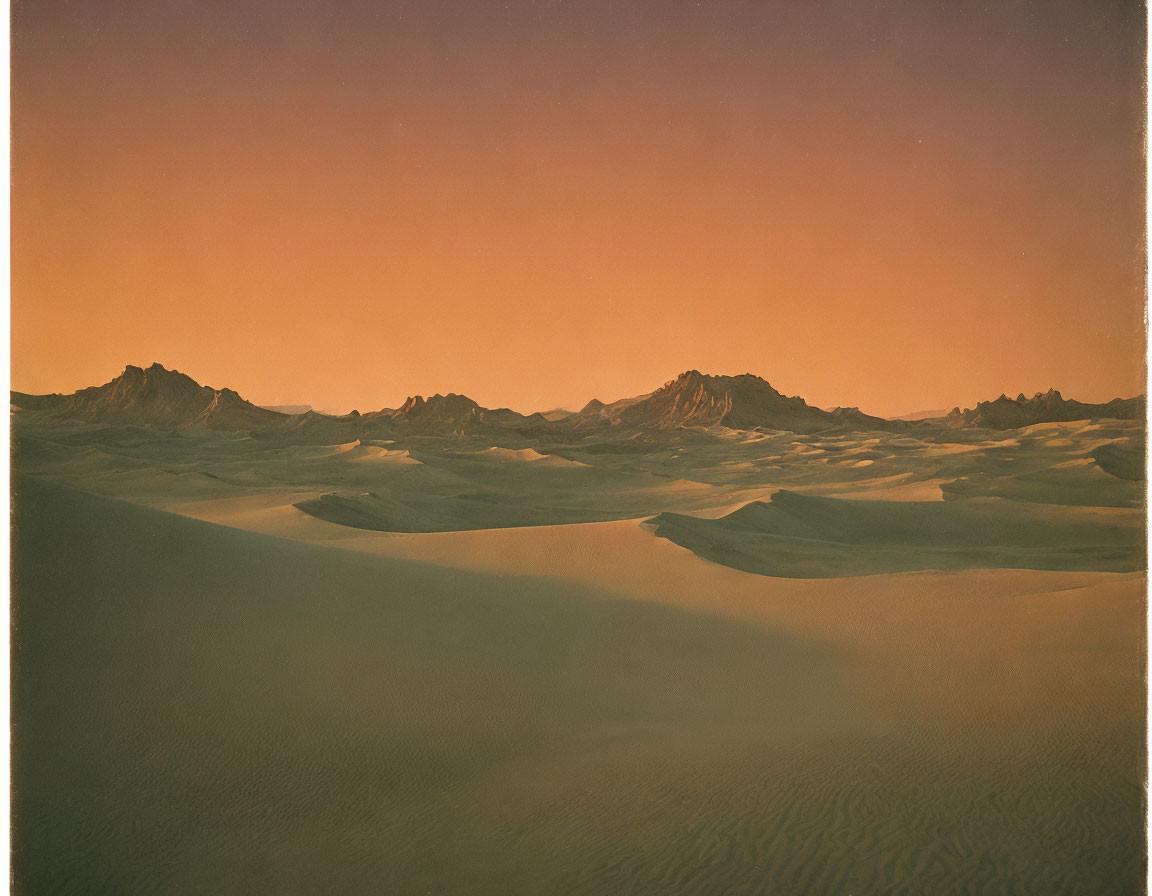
[12,0,1147,416]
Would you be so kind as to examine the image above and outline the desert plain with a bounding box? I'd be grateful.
[10,366,1147,894]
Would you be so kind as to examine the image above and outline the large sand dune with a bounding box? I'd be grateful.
[11,477,1145,894]
[649,489,1144,577]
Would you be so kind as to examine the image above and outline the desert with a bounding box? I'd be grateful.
[12,2,1147,889]
[10,364,1146,893]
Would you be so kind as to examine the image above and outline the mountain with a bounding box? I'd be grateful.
[893,408,950,421]
[10,365,558,439]
[11,363,287,430]
[602,370,888,434]
[576,391,655,422]
[260,404,312,415]
[827,406,895,430]
[390,393,483,425]
[22,363,1139,440]
[257,409,364,445]
[370,393,546,435]
[943,389,1146,429]
[258,395,515,443]
[11,366,898,436]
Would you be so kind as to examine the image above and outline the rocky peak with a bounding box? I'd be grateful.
[612,369,837,432]
[395,392,482,422]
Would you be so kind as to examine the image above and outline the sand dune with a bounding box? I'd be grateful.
[941,464,1141,507]
[15,412,1144,531]
[833,478,946,501]
[345,444,421,464]
[1092,442,1145,481]
[10,406,1147,893]
[648,489,1143,577]
[12,478,1144,894]
[481,446,588,466]
[482,445,550,461]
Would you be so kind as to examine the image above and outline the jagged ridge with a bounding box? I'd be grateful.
[10,363,285,430]
[606,370,891,433]
[13,363,1144,437]
[944,389,1145,429]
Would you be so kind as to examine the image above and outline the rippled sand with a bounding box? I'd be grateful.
[12,478,1145,894]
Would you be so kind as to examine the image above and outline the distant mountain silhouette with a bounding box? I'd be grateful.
[826,406,894,430]
[573,388,658,423]
[14,363,1142,438]
[266,409,365,444]
[368,393,542,435]
[597,370,891,433]
[942,389,1146,429]
[893,408,950,421]
[260,404,312,415]
[10,363,285,429]
[6,365,900,436]
[393,393,481,423]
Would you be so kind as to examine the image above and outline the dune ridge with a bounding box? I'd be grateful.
[648,489,1144,577]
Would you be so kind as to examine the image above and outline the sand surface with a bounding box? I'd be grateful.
[11,411,1147,892]
[17,416,1143,534]
[12,476,1145,894]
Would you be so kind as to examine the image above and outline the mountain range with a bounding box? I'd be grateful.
[942,390,1145,429]
[577,370,891,433]
[11,363,1145,437]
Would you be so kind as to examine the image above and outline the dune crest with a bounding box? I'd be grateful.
[481,446,588,466]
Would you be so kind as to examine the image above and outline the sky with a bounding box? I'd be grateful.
[12,0,1147,416]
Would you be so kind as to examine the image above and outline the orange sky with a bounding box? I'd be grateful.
[12,0,1146,416]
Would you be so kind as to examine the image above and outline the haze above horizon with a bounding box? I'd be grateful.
[13,0,1145,418]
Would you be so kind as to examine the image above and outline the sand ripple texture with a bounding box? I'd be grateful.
[12,478,1145,895]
